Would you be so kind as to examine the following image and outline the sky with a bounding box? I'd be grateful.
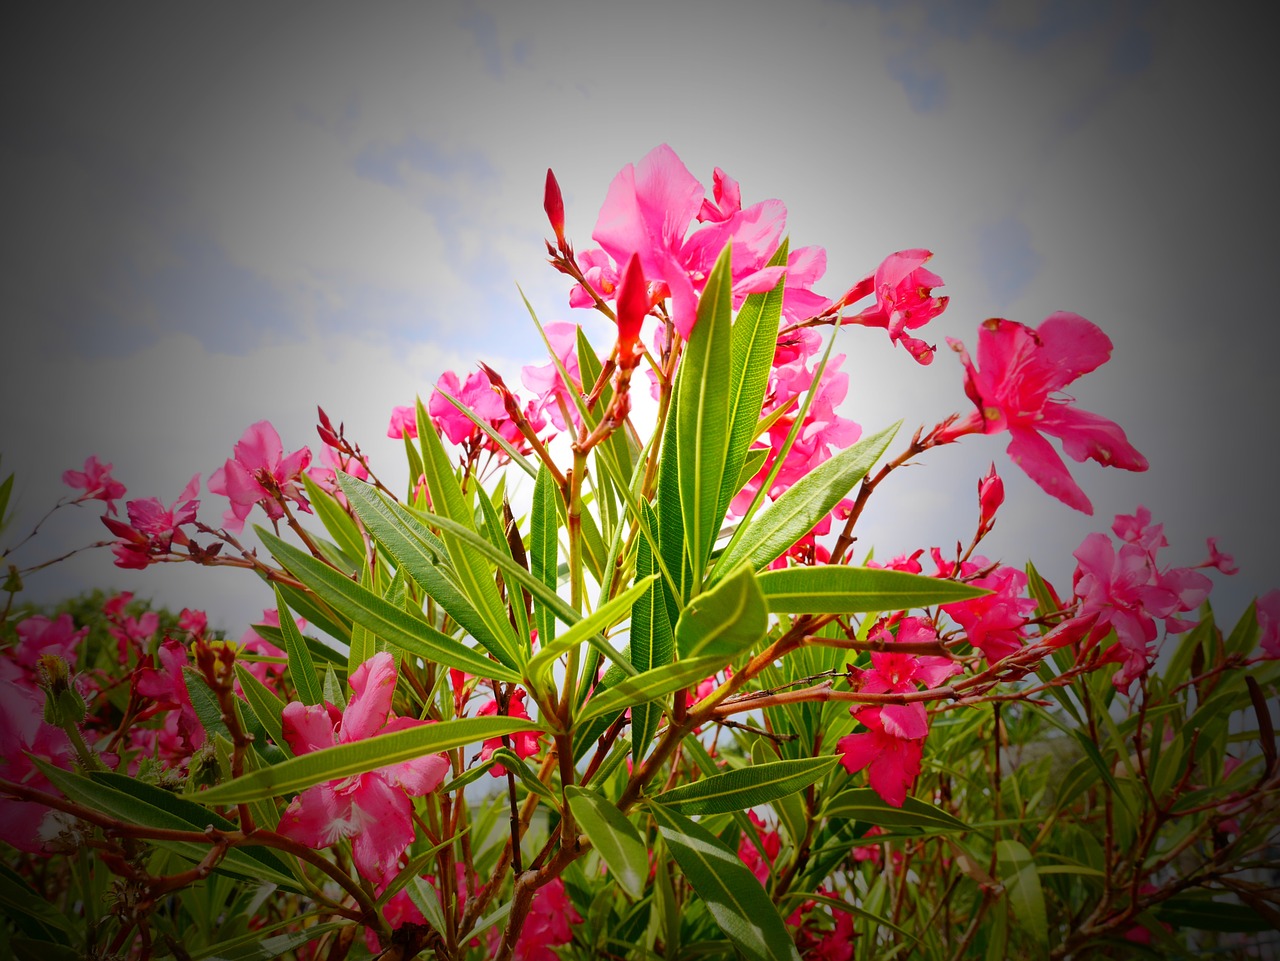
[2,0,1276,643]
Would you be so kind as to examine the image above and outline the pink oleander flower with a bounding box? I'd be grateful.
[62,455,127,514]
[0,679,77,852]
[387,405,419,440]
[306,443,369,504]
[522,322,586,431]
[133,637,205,764]
[429,368,508,445]
[486,876,582,961]
[738,810,782,885]
[208,420,312,534]
[838,249,948,364]
[10,614,86,674]
[935,552,1037,664]
[101,474,202,570]
[1072,507,1213,692]
[1258,590,1280,659]
[103,597,160,665]
[837,707,925,808]
[478,688,542,777]
[277,652,450,886]
[544,167,566,249]
[942,313,1148,514]
[852,617,961,739]
[586,145,799,340]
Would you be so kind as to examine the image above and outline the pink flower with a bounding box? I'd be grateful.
[838,249,948,364]
[1072,508,1213,692]
[936,554,1036,664]
[478,688,542,777]
[133,638,205,763]
[306,444,369,503]
[387,405,419,440]
[277,652,450,885]
[943,313,1148,514]
[208,421,312,534]
[11,614,86,673]
[521,322,586,431]
[101,474,201,569]
[238,609,303,693]
[62,455,127,514]
[852,617,960,738]
[486,877,582,961]
[737,810,781,885]
[0,679,76,852]
[837,707,924,808]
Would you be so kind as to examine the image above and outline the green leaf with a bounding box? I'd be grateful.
[821,788,972,834]
[718,242,787,526]
[413,396,522,666]
[234,663,291,758]
[0,862,73,943]
[300,472,365,563]
[716,423,899,576]
[34,765,300,890]
[648,802,801,961]
[194,715,540,805]
[578,655,725,725]
[526,575,656,691]
[191,921,345,960]
[274,586,323,706]
[433,385,538,479]
[257,527,521,683]
[676,243,735,591]
[997,839,1047,953]
[654,756,838,816]
[632,499,674,765]
[757,565,990,613]
[675,563,768,660]
[1154,893,1275,932]
[566,786,649,900]
[530,462,560,649]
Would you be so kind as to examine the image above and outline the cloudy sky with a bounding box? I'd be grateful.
[3,0,1275,639]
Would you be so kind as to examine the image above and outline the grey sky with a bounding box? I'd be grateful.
[2,1,1275,637]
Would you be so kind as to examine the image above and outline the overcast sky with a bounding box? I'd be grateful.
[3,0,1275,640]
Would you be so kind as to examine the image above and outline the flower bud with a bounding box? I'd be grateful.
[544,168,566,249]
[978,463,1003,530]
[38,653,86,726]
[615,253,649,370]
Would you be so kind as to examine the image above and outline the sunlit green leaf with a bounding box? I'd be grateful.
[675,563,767,660]
[654,757,838,816]
[577,655,724,724]
[757,565,989,613]
[566,786,648,900]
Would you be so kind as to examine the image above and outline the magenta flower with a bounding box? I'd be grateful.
[386,405,419,440]
[943,313,1148,514]
[936,555,1036,664]
[837,707,924,808]
[853,617,960,739]
[521,322,585,431]
[11,614,86,673]
[1257,590,1280,660]
[839,249,948,364]
[276,652,450,885]
[62,455,127,514]
[477,688,542,777]
[208,420,312,534]
[133,638,205,763]
[0,679,76,852]
[737,810,782,886]
[977,463,1004,534]
[101,474,201,570]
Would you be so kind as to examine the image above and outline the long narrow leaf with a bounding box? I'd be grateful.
[526,575,656,687]
[565,786,649,900]
[757,565,989,613]
[674,563,767,660]
[654,757,838,816]
[274,586,323,706]
[632,499,673,764]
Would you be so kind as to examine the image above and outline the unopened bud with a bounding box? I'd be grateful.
[978,463,1004,530]
[38,654,86,726]
[615,253,649,370]
[544,168,566,248]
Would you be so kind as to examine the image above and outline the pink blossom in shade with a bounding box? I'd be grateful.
[208,420,312,534]
[935,552,1037,664]
[178,608,208,637]
[738,810,782,885]
[387,405,419,440]
[1255,590,1280,659]
[942,313,1148,514]
[277,652,450,886]
[484,876,582,961]
[836,707,925,808]
[477,688,542,777]
[1201,537,1238,576]
[779,245,835,323]
[11,614,86,673]
[132,638,205,762]
[101,474,201,570]
[521,321,586,431]
[1072,511,1214,692]
[852,617,961,739]
[0,679,77,852]
[61,455,127,514]
[839,249,948,364]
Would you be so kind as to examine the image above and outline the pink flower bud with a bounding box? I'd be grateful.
[615,253,649,369]
[544,167,565,248]
[978,463,1004,529]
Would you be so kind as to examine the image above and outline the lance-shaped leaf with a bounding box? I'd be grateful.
[675,563,767,660]
[413,397,522,667]
[676,243,734,591]
[257,528,520,683]
[577,655,725,725]
[565,786,648,900]
[997,839,1048,952]
[194,715,540,805]
[654,756,838,816]
[35,765,301,889]
[300,472,365,563]
[648,801,801,961]
[529,462,560,648]
[822,787,972,834]
[715,422,900,577]
[234,663,291,758]
[526,575,656,690]
[191,921,345,961]
[274,586,322,707]
[717,241,787,525]
[757,565,990,614]
[632,499,673,764]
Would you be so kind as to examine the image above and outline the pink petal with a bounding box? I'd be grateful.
[342,652,397,742]
[282,701,338,756]
[349,775,415,884]
[1006,427,1093,514]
